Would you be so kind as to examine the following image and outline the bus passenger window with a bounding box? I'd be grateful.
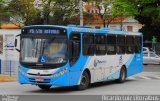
[95,34,106,55]
[70,33,81,66]
[83,34,95,56]
[106,35,116,55]
[117,35,125,54]
[135,36,142,53]
[126,35,135,54]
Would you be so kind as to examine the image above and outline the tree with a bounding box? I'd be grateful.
[136,0,160,41]
[39,0,79,25]
[0,0,5,25]
[112,0,160,41]
[0,0,11,26]
[94,0,115,28]
[8,0,40,26]
[41,0,53,24]
[112,0,138,30]
[50,0,78,25]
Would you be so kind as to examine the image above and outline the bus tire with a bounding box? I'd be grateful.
[77,71,90,90]
[38,85,51,90]
[118,67,126,83]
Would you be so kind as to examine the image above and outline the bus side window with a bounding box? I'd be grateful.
[117,35,125,54]
[106,34,117,55]
[69,33,81,66]
[95,34,106,55]
[135,36,142,54]
[83,34,95,56]
[126,35,135,54]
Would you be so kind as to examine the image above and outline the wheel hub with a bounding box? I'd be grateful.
[81,76,87,86]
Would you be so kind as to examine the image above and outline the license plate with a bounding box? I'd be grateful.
[35,78,44,82]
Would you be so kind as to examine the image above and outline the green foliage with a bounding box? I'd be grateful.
[112,0,138,17]
[47,0,78,25]
[8,0,40,26]
[113,0,160,41]
[1,0,79,26]
[140,4,160,27]
[40,0,78,25]
[94,0,115,27]
[0,0,11,25]
[136,0,160,41]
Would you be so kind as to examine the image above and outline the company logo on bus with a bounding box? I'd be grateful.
[94,59,106,67]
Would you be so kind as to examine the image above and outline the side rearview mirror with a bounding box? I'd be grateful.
[15,34,21,52]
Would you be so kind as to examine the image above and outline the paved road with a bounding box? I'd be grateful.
[0,72,160,95]
[143,65,160,72]
[0,65,160,95]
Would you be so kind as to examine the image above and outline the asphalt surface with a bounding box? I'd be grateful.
[143,65,160,72]
[0,65,160,95]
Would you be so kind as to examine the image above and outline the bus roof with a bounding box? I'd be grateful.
[22,25,142,36]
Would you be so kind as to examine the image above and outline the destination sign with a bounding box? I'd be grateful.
[28,29,60,34]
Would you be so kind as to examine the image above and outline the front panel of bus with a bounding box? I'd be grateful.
[18,26,71,86]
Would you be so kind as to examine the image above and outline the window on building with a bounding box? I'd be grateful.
[106,34,117,55]
[91,10,94,13]
[117,35,125,54]
[95,26,100,29]
[83,34,95,56]
[95,34,106,55]
[126,35,135,54]
[96,10,99,13]
[127,26,133,32]
[87,10,90,13]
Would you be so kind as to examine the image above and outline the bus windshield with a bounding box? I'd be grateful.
[21,36,67,64]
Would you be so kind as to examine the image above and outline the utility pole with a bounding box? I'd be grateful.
[79,0,83,26]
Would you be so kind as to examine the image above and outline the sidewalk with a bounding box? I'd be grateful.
[0,75,17,82]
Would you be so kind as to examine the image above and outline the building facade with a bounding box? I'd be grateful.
[83,0,142,32]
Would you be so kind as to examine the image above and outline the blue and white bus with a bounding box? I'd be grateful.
[16,25,143,90]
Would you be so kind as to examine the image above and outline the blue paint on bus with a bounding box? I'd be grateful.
[18,25,143,87]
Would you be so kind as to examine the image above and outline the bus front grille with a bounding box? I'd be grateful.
[27,73,52,76]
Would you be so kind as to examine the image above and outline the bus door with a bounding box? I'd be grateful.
[69,32,81,85]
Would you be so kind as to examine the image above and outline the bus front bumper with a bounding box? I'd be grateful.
[18,71,70,86]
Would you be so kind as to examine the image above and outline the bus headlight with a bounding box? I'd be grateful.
[18,67,28,76]
[51,68,67,78]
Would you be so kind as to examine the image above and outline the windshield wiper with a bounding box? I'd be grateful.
[41,39,46,56]
[35,40,38,57]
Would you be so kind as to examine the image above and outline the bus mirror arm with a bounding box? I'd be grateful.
[16,34,21,37]
[16,48,20,52]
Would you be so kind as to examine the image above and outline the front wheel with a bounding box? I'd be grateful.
[38,85,51,90]
[77,71,90,90]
